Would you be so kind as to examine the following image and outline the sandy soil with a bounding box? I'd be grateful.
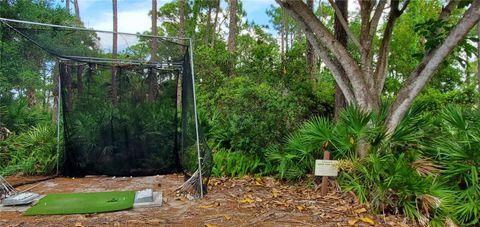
[0,174,413,227]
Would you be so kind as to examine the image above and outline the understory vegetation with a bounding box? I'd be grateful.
[1,0,480,226]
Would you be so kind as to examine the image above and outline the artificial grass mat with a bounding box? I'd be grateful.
[24,191,135,215]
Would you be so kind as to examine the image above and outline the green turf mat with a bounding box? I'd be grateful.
[24,191,135,215]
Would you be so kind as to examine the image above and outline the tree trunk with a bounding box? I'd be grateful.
[66,0,70,14]
[306,0,317,88]
[211,0,220,48]
[178,0,185,108]
[284,11,289,52]
[333,0,348,121]
[204,3,212,46]
[77,65,83,96]
[191,0,200,46]
[149,0,158,102]
[227,0,237,76]
[281,8,285,65]
[179,0,185,44]
[477,22,480,101]
[27,86,36,108]
[386,1,480,134]
[277,0,480,143]
[112,0,118,105]
[65,65,73,112]
[52,62,59,123]
[74,0,80,22]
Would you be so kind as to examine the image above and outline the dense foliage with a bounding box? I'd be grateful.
[0,0,479,225]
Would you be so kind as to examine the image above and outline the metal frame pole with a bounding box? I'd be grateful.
[56,72,61,175]
[189,38,203,198]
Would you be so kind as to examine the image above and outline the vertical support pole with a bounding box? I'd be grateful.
[56,70,61,175]
[189,38,203,197]
[321,150,330,196]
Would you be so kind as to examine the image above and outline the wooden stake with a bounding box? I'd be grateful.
[321,150,330,196]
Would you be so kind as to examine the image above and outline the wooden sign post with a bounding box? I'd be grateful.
[314,151,338,196]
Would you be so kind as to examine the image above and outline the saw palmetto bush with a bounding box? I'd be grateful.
[426,106,480,225]
[269,104,479,226]
[0,123,58,176]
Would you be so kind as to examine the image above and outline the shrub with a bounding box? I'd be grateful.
[269,104,480,226]
[200,76,302,154]
[0,123,59,175]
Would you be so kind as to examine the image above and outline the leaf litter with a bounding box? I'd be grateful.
[1,174,414,226]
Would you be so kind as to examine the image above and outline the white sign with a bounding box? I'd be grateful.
[315,160,338,176]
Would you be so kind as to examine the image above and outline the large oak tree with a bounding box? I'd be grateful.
[276,0,480,145]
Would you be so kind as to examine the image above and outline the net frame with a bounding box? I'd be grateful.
[0,17,207,198]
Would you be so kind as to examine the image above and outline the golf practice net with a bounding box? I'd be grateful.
[0,18,212,197]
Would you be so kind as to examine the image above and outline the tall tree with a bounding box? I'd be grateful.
[204,1,213,46]
[306,0,317,88]
[177,0,185,107]
[73,0,83,96]
[227,0,237,76]
[333,0,347,120]
[478,22,480,101]
[66,0,70,14]
[149,0,158,101]
[111,0,118,105]
[277,0,480,155]
[178,0,185,42]
[74,0,80,21]
[211,0,220,47]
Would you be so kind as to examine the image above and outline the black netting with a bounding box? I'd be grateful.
[1,19,211,196]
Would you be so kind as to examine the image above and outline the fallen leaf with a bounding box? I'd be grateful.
[354,208,367,213]
[359,217,375,225]
[272,191,279,197]
[255,177,263,186]
[197,205,215,209]
[296,205,305,211]
[224,215,231,220]
[348,219,358,226]
[205,224,220,227]
[273,200,288,206]
[239,198,255,203]
[74,223,84,227]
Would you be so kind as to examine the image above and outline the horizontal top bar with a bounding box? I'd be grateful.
[0,17,191,43]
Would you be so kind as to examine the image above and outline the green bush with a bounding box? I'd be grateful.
[426,106,480,225]
[0,123,59,176]
[200,76,302,154]
[269,105,479,226]
[211,148,270,177]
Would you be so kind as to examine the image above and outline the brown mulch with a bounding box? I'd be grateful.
[0,174,414,226]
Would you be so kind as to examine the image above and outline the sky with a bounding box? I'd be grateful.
[72,0,277,36]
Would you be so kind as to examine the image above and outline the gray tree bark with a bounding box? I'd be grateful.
[66,0,70,14]
[112,0,118,105]
[227,0,237,76]
[306,0,317,88]
[333,0,347,121]
[477,22,480,101]
[277,0,480,155]
[74,0,80,21]
[149,0,158,102]
[211,0,220,48]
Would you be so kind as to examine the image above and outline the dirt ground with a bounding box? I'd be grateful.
[0,174,414,227]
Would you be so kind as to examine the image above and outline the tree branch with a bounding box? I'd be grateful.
[374,0,409,94]
[439,0,460,21]
[327,0,362,51]
[277,0,374,109]
[385,0,480,134]
[282,1,355,104]
[368,0,387,40]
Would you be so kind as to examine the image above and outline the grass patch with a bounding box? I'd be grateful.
[24,191,135,215]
